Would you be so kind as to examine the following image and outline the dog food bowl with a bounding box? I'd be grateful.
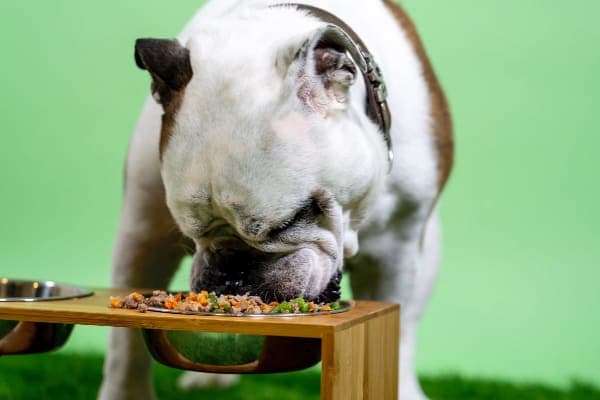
[142,330,322,373]
[0,278,93,355]
[142,300,352,373]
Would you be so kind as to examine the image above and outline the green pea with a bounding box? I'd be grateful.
[300,303,309,313]
[295,298,306,308]
[330,302,341,310]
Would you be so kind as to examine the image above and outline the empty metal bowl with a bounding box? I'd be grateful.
[141,300,351,373]
[0,278,93,355]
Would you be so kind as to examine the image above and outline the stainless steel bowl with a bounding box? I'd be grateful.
[143,330,322,374]
[0,278,93,302]
[142,300,351,373]
[0,278,93,355]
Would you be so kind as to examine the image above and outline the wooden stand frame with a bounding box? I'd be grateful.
[0,288,399,399]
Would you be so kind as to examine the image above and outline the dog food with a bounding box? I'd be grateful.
[109,290,341,314]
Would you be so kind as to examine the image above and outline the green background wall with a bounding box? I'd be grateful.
[1,0,598,387]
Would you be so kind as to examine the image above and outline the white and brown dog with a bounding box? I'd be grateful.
[99,1,452,399]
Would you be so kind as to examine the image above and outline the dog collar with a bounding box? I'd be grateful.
[273,3,394,171]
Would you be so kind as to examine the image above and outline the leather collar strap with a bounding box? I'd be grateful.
[273,3,394,170]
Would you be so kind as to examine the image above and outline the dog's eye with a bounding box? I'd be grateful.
[268,216,299,238]
[268,197,320,238]
[275,218,294,232]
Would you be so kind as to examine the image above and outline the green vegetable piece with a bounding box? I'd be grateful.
[208,295,222,312]
[269,305,281,314]
[295,298,306,308]
[221,302,231,312]
[330,302,341,310]
[279,301,292,313]
[300,303,309,313]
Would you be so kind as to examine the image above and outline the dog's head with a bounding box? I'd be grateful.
[134,13,388,302]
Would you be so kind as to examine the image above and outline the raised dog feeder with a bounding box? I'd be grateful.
[0,287,399,399]
[0,278,93,355]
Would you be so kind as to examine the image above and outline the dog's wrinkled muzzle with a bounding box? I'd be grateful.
[190,246,341,303]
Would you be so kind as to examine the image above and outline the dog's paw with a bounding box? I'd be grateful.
[177,371,240,390]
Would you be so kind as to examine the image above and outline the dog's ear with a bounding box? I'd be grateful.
[280,25,358,116]
[135,38,193,107]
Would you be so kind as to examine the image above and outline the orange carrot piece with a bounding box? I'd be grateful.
[164,298,174,309]
[198,294,208,306]
[110,297,121,308]
[132,292,144,302]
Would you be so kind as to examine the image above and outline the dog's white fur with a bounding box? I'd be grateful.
[99,1,446,399]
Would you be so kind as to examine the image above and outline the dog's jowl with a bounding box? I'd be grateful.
[99,1,452,399]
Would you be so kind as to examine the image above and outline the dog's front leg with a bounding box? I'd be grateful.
[98,204,188,400]
[98,100,191,400]
[347,204,441,400]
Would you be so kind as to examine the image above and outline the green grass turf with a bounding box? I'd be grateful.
[0,353,599,400]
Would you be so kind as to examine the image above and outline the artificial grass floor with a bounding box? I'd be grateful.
[0,353,598,400]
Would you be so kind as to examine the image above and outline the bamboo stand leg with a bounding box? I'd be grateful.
[320,308,400,400]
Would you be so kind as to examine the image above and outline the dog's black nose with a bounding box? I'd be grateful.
[190,249,269,296]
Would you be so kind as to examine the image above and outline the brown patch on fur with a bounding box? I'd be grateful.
[134,38,193,160]
[383,0,454,192]
[159,90,186,160]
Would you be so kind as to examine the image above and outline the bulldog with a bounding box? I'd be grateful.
[99,1,452,399]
